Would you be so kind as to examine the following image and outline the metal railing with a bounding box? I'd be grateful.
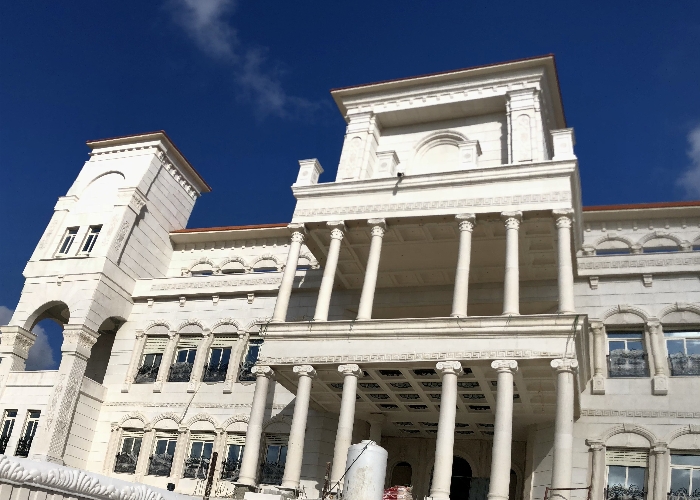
[668,488,700,500]
[608,352,649,378]
[183,457,211,479]
[113,452,138,474]
[605,485,646,500]
[669,353,700,376]
[203,363,228,383]
[259,460,285,485]
[220,459,242,481]
[168,362,194,382]
[14,436,33,457]
[134,364,159,384]
[239,360,257,382]
[147,453,174,476]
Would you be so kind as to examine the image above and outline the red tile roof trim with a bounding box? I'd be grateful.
[583,201,700,212]
[171,223,289,234]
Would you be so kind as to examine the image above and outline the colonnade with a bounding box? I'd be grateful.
[271,209,576,323]
[236,358,578,498]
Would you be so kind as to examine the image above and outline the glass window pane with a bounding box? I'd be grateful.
[686,340,700,355]
[132,438,142,457]
[607,466,626,486]
[672,455,700,466]
[627,467,645,489]
[122,437,133,453]
[671,468,691,492]
[187,349,197,364]
[266,445,279,462]
[279,446,287,464]
[692,469,700,492]
[609,341,626,352]
[626,341,643,352]
[167,440,177,455]
[190,441,203,458]
[667,340,685,355]
[221,348,231,365]
[176,350,187,363]
[155,440,167,455]
[209,349,222,366]
[203,442,213,459]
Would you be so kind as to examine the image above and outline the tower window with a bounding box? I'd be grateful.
[81,225,102,254]
[57,228,79,255]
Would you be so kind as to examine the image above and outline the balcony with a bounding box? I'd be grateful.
[113,452,138,474]
[134,364,159,384]
[669,489,700,500]
[183,457,210,479]
[14,436,33,457]
[259,461,285,486]
[147,453,174,477]
[221,459,242,481]
[669,353,700,376]
[605,486,646,500]
[203,363,228,383]
[607,351,648,378]
[168,362,193,383]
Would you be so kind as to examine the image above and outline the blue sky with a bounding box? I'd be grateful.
[2,1,700,367]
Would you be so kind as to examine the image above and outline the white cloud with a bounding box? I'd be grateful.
[167,0,318,118]
[677,124,700,198]
[0,305,59,371]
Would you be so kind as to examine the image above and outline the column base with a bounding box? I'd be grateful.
[450,313,467,318]
[233,483,257,499]
[591,375,606,395]
[652,375,668,395]
[501,311,520,316]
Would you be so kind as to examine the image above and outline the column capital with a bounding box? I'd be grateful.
[327,221,346,239]
[251,365,275,379]
[501,211,522,229]
[645,320,663,335]
[553,208,575,228]
[585,439,605,451]
[62,325,99,358]
[293,365,317,378]
[491,359,518,373]
[551,358,579,373]
[288,223,307,243]
[651,442,669,454]
[338,364,363,377]
[436,360,464,376]
[456,213,476,232]
[0,325,36,359]
[368,218,387,236]
[590,321,605,336]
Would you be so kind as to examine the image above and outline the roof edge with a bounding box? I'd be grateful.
[171,223,289,234]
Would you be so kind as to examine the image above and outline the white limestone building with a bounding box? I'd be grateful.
[1,55,699,500]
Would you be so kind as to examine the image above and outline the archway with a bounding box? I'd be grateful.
[24,301,70,371]
[392,462,413,487]
[84,317,124,384]
[450,456,472,500]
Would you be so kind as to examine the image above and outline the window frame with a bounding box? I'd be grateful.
[56,227,79,256]
[238,338,264,382]
[0,410,17,454]
[669,453,700,496]
[80,225,102,254]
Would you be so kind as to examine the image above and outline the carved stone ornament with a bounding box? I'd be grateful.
[112,220,132,252]
[456,213,476,233]
[62,326,99,358]
[501,211,522,230]
[646,320,663,336]
[292,365,317,378]
[551,358,579,373]
[553,209,574,229]
[338,364,363,377]
[0,326,36,359]
[251,365,274,379]
[585,439,605,451]
[288,223,307,244]
[491,359,518,373]
[435,360,464,376]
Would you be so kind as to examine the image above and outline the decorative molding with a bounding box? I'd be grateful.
[581,409,700,419]
[292,365,317,378]
[456,213,476,233]
[491,359,518,372]
[436,360,463,376]
[103,402,287,410]
[293,191,572,218]
[156,149,198,200]
[251,365,274,379]
[338,364,363,377]
[551,358,578,373]
[658,302,700,319]
[589,277,599,290]
[150,276,282,291]
[601,304,650,322]
[579,255,700,271]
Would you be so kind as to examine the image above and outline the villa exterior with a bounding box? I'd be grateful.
[1,55,699,500]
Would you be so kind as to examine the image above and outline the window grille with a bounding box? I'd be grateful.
[81,225,102,254]
[15,410,40,457]
[148,434,177,476]
[670,454,700,499]
[0,410,17,454]
[114,431,143,474]
[204,344,232,383]
[239,339,264,382]
[607,332,648,378]
[184,434,215,479]
[136,337,166,384]
[169,337,200,382]
[57,228,78,255]
[260,435,288,486]
[666,331,700,376]
[605,449,647,500]
[221,435,245,481]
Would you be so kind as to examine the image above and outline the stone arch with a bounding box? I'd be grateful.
[244,317,272,334]
[601,305,651,324]
[177,319,206,335]
[637,231,685,248]
[85,315,125,384]
[599,424,658,446]
[251,254,284,271]
[665,425,700,446]
[220,256,250,274]
[298,252,320,269]
[22,300,71,331]
[211,318,242,334]
[73,171,126,214]
[594,234,635,248]
[184,413,219,430]
[411,130,471,175]
[145,320,172,334]
[221,414,249,430]
[151,412,182,428]
[188,257,218,276]
[263,414,292,432]
[118,412,149,428]
[658,303,700,324]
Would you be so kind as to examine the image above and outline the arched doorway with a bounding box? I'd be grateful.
[450,456,472,500]
[84,317,124,384]
[391,461,412,487]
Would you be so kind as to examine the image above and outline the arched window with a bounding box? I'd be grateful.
[392,462,412,487]
[253,259,278,273]
[191,263,214,276]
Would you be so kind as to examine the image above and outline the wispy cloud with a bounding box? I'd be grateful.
[0,305,59,371]
[167,0,320,118]
[677,125,700,198]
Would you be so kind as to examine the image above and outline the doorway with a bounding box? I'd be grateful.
[450,456,472,500]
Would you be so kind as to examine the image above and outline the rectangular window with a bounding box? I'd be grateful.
[221,434,245,481]
[57,228,79,255]
[183,434,214,479]
[15,410,40,457]
[0,410,17,454]
[148,434,177,476]
[81,225,102,254]
[607,332,648,378]
[168,337,199,383]
[670,454,700,497]
[606,449,647,499]
[666,331,700,376]
[260,435,288,486]
[114,431,143,474]
[203,345,232,383]
[135,337,167,384]
[239,338,264,382]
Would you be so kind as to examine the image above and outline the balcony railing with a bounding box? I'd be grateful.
[203,363,229,383]
[168,362,194,382]
[605,485,646,500]
[147,453,174,476]
[134,365,159,384]
[0,435,9,454]
[239,360,257,382]
[668,488,700,500]
[669,353,700,376]
[14,436,33,457]
[183,457,210,479]
[259,461,285,486]
[220,459,242,481]
[113,452,138,474]
[608,351,648,378]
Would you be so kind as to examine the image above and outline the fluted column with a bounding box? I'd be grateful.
[314,222,346,321]
[281,365,317,491]
[272,223,307,322]
[586,440,605,500]
[237,365,274,487]
[429,361,464,500]
[501,212,522,316]
[550,359,579,500]
[451,214,476,318]
[590,322,606,395]
[646,320,669,395]
[487,360,518,500]
[357,219,386,320]
[330,364,363,490]
[553,209,576,314]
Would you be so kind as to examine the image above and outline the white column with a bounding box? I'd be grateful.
[487,360,518,500]
[330,364,362,490]
[429,361,463,500]
[367,414,385,445]
[646,321,669,395]
[501,212,522,316]
[451,214,475,318]
[357,219,386,320]
[223,332,248,394]
[154,331,179,393]
[314,222,346,321]
[553,209,575,314]
[187,330,213,393]
[237,365,274,487]
[272,223,307,322]
[651,443,670,500]
[590,322,606,395]
[586,440,605,500]
[281,365,317,491]
[550,359,579,500]
[121,330,146,393]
